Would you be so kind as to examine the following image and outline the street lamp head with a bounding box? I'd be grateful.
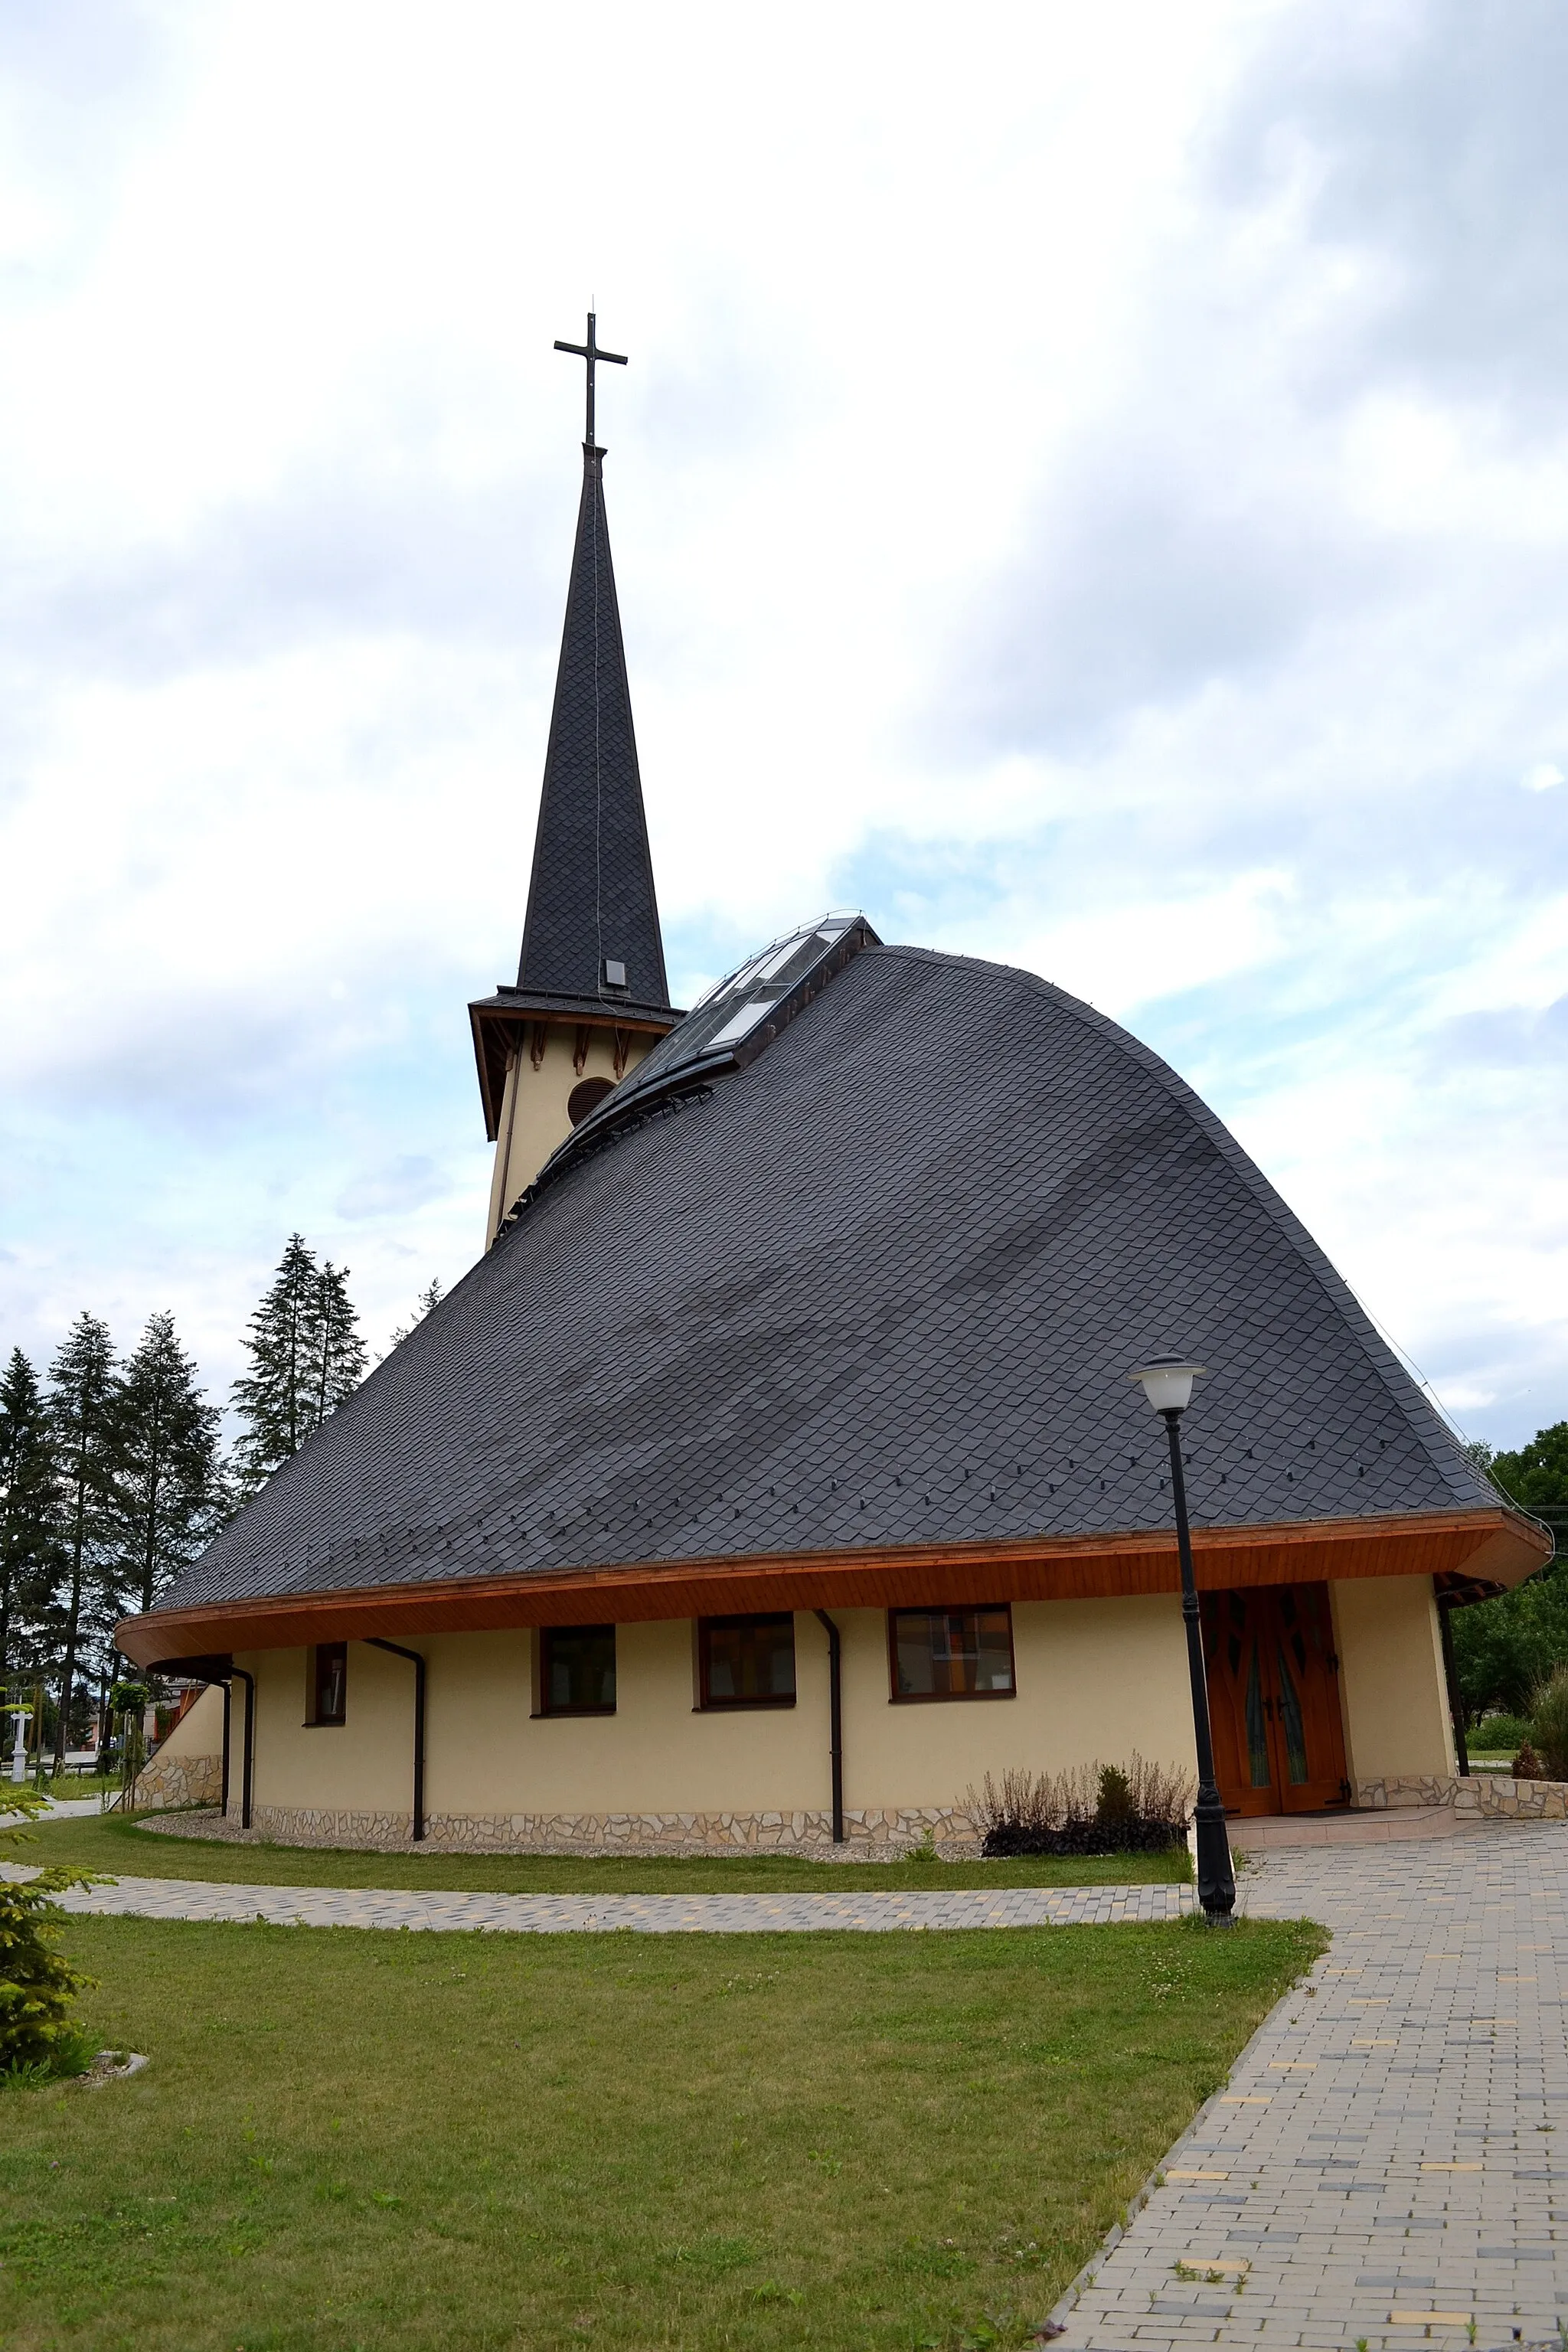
[1129,1357,1207,1416]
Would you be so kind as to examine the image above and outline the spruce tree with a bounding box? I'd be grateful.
[312,1261,367,1425]
[386,1276,443,1354]
[231,1234,319,1497]
[111,1311,227,1616]
[232,1239,368,1498]
[45,1315,117,1772]
[0,1349,61,1684]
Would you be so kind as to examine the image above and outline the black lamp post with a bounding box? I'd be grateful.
[1129,1356,1236,1926]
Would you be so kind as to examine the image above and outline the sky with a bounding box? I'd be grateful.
[2,0,1566,1449]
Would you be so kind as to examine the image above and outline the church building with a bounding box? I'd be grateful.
[121,329,1549,1851]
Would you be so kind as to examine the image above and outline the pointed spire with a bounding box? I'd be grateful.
[514,443,671,1014]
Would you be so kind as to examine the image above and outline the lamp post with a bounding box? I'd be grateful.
[1129,1356,1235,1926]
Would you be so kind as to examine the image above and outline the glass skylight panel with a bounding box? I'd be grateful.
[707,998,776,1047]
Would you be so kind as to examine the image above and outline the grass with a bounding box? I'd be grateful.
[26,1811,1194,1896]
[0,1909,1324,2350]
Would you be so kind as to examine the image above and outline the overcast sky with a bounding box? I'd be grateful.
[2,0,1566,1449]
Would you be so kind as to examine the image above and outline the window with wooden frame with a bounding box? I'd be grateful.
[697,1613,796,1709]
[306,1641,348,1726]
[888,1606,1015,1701]
[539,1624,616,1716]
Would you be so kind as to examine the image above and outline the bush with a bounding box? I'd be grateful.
[1528,1664,1568,1781]
[968,1756,1193,1858]
[0,1790,106,2080]
[1472,1713,1533,1753]
[1512,1743,1544,1781]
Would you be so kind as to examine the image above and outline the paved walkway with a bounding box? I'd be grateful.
[48,1875,1191,1931]
[1050,1822,1568,2352]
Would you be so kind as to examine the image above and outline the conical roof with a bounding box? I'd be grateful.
[127,938,1543,1655]
[514,444,670,1016]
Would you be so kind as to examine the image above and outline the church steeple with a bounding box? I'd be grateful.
[514,439,671,1014]
[469,318,679,1245]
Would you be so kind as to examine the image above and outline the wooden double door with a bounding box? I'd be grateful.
[1200,1582,1351,1816]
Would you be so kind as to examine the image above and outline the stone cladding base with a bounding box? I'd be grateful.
[1357,1771,1568,1818]
[131,1751,224,1811]
[141,1795,984,1857]
[136,1770,1568,1848]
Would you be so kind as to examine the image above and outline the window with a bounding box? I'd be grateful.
[889,1607,1015,1700]
[307,1642,347,1726]
[540,1624,616,1715]
[698,1614,796,1708]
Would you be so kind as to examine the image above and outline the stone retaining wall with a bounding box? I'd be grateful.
[199,1802,983,1857]
[132,1749,224,1811]
[1357,1772,1568,1820]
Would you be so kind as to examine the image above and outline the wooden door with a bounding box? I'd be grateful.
[1200,1583,1350,1815]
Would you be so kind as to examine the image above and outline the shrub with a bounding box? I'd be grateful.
[1472,1713,1532,1753]
[1527,1663,1568,1781]
[0,1790,107,2081]
[1512,1742,1544,1782]
[967,1756,1193,1858]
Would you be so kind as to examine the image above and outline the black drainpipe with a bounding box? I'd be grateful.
[230,1665,256,1828]
[1436,1598,1470,1779]
[813,1611,844,1844]
[367,1639,426,1841]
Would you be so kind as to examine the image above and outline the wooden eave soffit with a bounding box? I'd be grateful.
[116,1505,1547,1667]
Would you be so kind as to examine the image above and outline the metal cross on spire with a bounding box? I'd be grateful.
[554,312,628,449]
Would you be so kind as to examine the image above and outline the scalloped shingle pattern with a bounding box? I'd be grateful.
[158,946,1501,1613]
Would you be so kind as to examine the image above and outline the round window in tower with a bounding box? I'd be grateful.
[567,1076,616,1127]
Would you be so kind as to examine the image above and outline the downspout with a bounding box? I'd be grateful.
[813,1611,844,1844]
[230,1665,256,1828]
[1435,1599,1470,1779]
[367,1638,426,1841]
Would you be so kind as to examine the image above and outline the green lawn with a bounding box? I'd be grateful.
[0,1911,1323,2351]
[28,1811,1193,1896]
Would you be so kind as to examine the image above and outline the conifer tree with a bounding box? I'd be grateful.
[231,1239,368,1498]
[230,1234,319,1497]
[0,1348,61,1684]
[45,1315,117,1772]
[312,1261,367,1426]
[386,1276,443,1354]
[110,1311,227,1617]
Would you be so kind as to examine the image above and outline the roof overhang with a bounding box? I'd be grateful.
[116,1504,1548,1668]
[468,991,679,1140]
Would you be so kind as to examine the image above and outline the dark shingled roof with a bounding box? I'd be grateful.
[514,445,670,1014]
[160,940,1501,1615]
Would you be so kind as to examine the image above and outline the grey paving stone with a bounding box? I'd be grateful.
[1048,1822,1568,2350]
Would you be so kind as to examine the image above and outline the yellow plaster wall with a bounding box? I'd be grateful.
[1332,1574,1455,1784]
[485,1025,657,1243]
[240,1642,423,1813]
[239,1597,1198,1824]
[154,1683,225,1759]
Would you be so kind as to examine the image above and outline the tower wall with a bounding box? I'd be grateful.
[485,1023,658,1245]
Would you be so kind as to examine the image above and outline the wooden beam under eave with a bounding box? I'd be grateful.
[115,1504,1547,1667]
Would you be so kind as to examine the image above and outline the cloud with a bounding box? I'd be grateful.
[2,0,1566,1447]
[337,1154,455,1222]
